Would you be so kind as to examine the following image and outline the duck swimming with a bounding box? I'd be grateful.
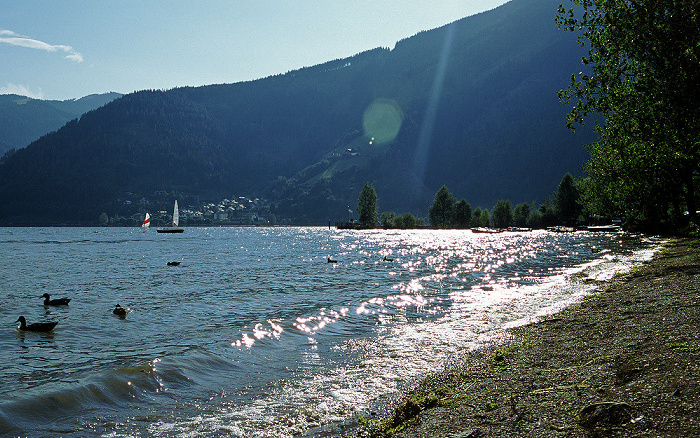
[167,261,181,266]
[41,293,71,306]
[113,304,128,317]
[16,316,58,332]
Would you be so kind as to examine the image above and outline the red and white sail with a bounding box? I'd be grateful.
[142,212,151,228]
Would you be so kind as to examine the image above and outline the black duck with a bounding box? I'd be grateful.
[41,293,71,306]
[16,316,57,332]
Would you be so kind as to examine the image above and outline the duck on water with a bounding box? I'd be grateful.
[16,316,58,332]
[113,304,129,317]
[41,293,70,306]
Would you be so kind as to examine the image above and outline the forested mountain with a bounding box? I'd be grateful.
[0,92,122,156]
[0,0,595,225]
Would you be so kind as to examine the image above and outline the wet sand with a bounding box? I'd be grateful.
[353,237,700,437]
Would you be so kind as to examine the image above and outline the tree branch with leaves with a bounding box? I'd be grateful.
[557,0,700,231]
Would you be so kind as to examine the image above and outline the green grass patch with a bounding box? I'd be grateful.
[671,343,700,353]
[484,402,499,411]
[492,339,530,368]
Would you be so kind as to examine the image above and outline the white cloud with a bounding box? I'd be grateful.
[0,83,44,99]
[0,29,83,63]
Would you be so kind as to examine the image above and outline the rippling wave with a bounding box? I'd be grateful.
[0,227,660,437]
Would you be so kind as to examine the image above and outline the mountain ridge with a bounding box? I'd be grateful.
[0,0,594,225]
[0,92,123,156]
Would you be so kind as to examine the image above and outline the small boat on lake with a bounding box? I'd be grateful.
[471,227,503,234]
[586,225,622,232]
[157,201,184,233]
[547,226,576,233]
[141,212,151,230]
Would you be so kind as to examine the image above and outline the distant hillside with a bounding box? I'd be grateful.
[0,92,122,156]
[0,0,594,226]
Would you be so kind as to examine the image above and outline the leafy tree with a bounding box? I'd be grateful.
[453,199,472,228]
[492,200,513,229]
[381,211,396,228]
[474,208,491,227]
[528,209,544,229]
[481,209,491,227]
[557,0,700,231]
[429,185,456,227]
[513,203,531,228]
[470,207,482,228]
[99,212,109,226]
[395,212,419,229]
[556,173,580,225]
[539,199,559,228]
[357,182,378,226]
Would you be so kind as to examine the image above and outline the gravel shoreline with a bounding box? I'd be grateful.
[351,237,700,437]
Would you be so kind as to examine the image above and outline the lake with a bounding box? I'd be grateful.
[0,227,660,437]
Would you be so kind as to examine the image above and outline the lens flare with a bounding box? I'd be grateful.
[362,98,403,144]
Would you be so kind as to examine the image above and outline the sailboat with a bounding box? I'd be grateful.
[156,201,184,233]
[141,212,151,231]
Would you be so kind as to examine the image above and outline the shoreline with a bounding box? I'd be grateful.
[349,237,700,437]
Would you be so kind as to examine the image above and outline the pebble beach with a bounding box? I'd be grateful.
[354,237,700,437]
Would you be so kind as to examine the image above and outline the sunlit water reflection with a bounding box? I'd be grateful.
[0,227,660,437]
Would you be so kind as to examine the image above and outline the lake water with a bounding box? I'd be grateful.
[0,227,660,437]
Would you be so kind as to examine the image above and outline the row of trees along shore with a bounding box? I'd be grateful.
[355,173,582,229]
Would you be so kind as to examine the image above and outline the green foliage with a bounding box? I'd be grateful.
[556,173,580,225]
[528,209,545,229]
[395,212,422,228]
[513,203,531,227]
[492,344,518,368]
[98,212,109,226]
[358,182,378,227]
[380,211,424,229]
[429,185,456,228]
[381,211,396,228]
[429,187,476,229]
[492,339,530,369]
[558,0,700,232]
[453,199,472,228]
[479,209,491,227]
[671,343,700,353]
[492,200,513,229]
[538,196,560,228]
[484,402,500,412]
[470,207,492,228]
[470,207,482,228]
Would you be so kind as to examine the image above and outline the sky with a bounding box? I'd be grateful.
[1,1,507,101]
